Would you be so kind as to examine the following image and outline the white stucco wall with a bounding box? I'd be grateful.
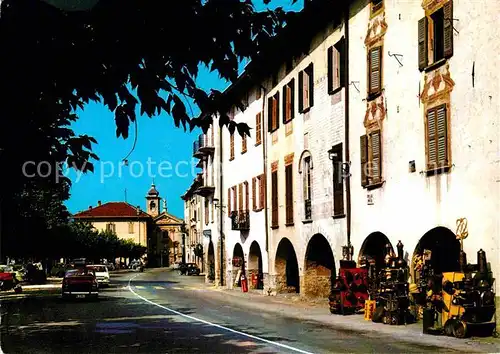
[266,23,348,280]
[348,0,500,297]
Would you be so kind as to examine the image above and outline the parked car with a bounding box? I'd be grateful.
[180,263,200,276]
[88,265,110,287]
[0,266,16,291]
[50,263,73,278]
[62,268,99,300]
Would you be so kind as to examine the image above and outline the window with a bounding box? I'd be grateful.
[418,1,453,71]
[368,46,382,97]
[259,174,265,210]
[106,223,116,233]
[229,132,235,160]
[371,0,383,15]
[241,133,247,154]
[238,183,243,211]
[128,222,134,234]
[331,143,344,217]
[303,156,312,220]
[232,186,237,213]
[244,181,249,211]
[205,198,209,226]
[328,38,345,93]
[360,130,383,187]
[426,104,449,171]
[285,163,294,225]
[282,79,295,123]
[271,170,278,228]
[268,92,280,133]
[255,113,262,146]
[299,64,314,112]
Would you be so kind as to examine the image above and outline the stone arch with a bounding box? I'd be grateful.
[298,149,314,173]
[304,234,335,298]
[358,231,394,271]
[207,241,215,282]
[275,238,300,293]
[232,243,244,287]
[248,241,263,289]
[412,227,460,280]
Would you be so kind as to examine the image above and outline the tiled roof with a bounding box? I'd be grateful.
[72,202,151,219]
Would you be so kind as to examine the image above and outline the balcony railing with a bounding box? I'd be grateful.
[238,210,250,230]
[193,134,215,158]
[194,177,215,197]
[231,210,250,231]
[304,199,312,220]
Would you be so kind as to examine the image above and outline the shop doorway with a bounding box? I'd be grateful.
[232,243,244,287]
[359,232,394,271]
[248,241,263,289]
[304,234,335,298]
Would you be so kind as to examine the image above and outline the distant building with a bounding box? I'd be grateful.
[72,183,184,267]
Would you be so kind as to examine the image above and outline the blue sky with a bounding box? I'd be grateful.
[66,0,302,218]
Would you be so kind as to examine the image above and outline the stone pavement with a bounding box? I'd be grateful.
[191,283,500,353]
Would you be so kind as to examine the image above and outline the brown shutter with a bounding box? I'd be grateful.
[268,97,273,132]
[333,47,340,90]
[418,17,428,71]
[244,181,249,211]
[443,1,454,58]
[285,164,293,224]
[298,71,304,112]
[303,70,309,109]
[259,174,265,210]
[228,188,232,214]
[256,113,262,145]
[230,133,234,159]
[371,130,382,183]
[238,183,243,211]
[327,46,333,93]
[339,38,345,87]
[275,92,280,130]
[436,105,448,165]
[427,108,437,169]
[271,171,278,226]
[308,64,314,108]
[232,186,237,212]
[360,135,369,187]
[369,47,381,94]
[252,177,256,211]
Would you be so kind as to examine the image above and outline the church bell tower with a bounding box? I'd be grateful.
[146,182,161,217]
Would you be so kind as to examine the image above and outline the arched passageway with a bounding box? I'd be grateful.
[358,232,394,271]
[248,241,263,289]
[232,243,244,287]
[304,234,335,297]
[207,241,215,281]
[275,238,300,293]
[412,227,460,281]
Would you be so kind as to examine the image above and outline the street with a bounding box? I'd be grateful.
[0,269,488,353]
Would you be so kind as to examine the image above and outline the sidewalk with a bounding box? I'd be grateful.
[199,284,500,353]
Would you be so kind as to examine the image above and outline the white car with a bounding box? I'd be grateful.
[173,262,182,270]
[88,265,110,287]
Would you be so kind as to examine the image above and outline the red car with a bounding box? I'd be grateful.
[62,267,99,300]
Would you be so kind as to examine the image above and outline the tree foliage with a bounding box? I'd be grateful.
[0,0,296,258]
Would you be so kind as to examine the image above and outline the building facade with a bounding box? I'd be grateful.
[185,0,499,328]
[222,88,268,290]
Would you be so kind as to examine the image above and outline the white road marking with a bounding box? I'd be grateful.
[134,285,145,289]
[127,275,313,354]
[153,286,164,290]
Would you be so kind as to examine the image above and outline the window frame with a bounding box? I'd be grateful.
[255,112,262,146]
[229,132,235,161]
[425,104,450,174]
[367,46,382,98]
[282,79,295,123]
[328,38,345,94]
[241,133,247,154]
[268,92,280,133]
[128,222,134,234]
[298,64,314,113]
[271,169,279,228]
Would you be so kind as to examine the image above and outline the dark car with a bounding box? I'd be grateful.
[62,268,99,300]
[186,263,201,276]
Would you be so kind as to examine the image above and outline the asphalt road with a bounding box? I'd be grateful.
[0,269,460,353]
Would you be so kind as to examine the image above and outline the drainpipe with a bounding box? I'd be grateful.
[260,85,269,253]
[343,2,352,256]
[219,122,224,286]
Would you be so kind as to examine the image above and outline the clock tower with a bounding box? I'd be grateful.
[146,183,161,217]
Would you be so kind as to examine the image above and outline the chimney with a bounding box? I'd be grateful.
[98,200,102,206]
[89,206,92,209]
